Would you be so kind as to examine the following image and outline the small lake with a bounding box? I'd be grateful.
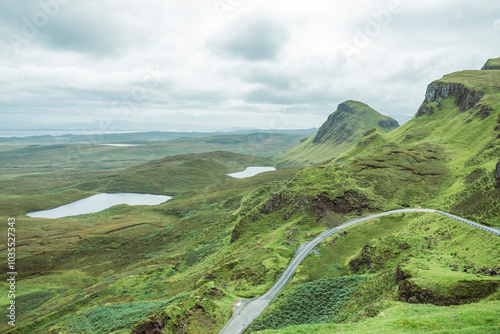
[227,166,276,179]
[27,193,172,219]
[98,144,144,147]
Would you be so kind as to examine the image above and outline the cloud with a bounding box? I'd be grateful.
[1,0,500,130]
[0,0,153,57]
[209,14,289,61]
[495,18,500,35]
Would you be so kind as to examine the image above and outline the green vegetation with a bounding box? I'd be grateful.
[255,301,500,334]
[1,61,499,333]
[278,100,399,167]
[249,276,366,332]
[0,130,311,176]
[64,299,174,334]
[249,213,500,333]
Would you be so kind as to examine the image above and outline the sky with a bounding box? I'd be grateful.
[0,0,499,131]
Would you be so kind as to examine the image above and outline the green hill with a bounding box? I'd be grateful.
[278,100,399,167]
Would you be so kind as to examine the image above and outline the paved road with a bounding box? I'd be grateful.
[218,208,500,334]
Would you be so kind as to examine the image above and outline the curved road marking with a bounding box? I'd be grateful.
[218,208,500,334]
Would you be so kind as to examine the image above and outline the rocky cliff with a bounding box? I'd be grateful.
[416,82,484,117]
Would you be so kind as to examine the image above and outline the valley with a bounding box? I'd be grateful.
[1,58,500,334]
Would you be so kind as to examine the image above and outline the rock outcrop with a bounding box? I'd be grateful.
[313,106,355,144]
[397,279,499,306]
[377,118,399,129]
[416,82,484,117]
[132,314,170,334]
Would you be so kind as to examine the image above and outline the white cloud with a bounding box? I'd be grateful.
[0,0,499,130]
[494,18,500,35]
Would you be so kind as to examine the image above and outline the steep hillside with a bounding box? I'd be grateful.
[233,59,500,333]
[278,100,399,167]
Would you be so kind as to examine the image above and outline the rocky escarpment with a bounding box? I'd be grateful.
[416,82,484,117]
[313,101,399,144]
[397,279,499,306]
[313,103,356,144]
[230,189,374,243]
[132,313,170,334]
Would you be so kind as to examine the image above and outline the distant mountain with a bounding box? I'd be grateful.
[278,100,399,167]
[0,119,263,132]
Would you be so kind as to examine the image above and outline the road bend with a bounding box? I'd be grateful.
[218,208,499,334]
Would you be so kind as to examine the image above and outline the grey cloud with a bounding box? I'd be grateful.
[495,19,500,35]
[240,67,297,90]
[209,15,289,61]
[0,0,146,57]
[243,85,341,106]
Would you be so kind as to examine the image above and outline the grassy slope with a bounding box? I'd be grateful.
[278,100,398,167]
[240,68,500,333]
[252,213,500,333]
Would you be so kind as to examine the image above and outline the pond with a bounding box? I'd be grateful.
[98,144,144,147]
[227,166,276,179]
[27,193,172,219]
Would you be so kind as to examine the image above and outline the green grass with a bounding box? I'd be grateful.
[249,276,367,332]
[61,299,175,334]
[253,300,500,334]
[0,131,309,176]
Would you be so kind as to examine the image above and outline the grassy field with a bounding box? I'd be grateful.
[0,130,311,176]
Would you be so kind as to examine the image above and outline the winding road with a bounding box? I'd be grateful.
[218,208,500,334]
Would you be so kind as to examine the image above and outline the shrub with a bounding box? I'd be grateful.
[249,276,366,332]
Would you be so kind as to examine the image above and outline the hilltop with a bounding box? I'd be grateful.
[278,100,399,167]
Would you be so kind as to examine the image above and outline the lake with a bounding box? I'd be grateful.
[227,166,276,179]
[27,193,172,219]
[98,144,144,147]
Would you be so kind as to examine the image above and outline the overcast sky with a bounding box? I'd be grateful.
[0,0,499,130]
